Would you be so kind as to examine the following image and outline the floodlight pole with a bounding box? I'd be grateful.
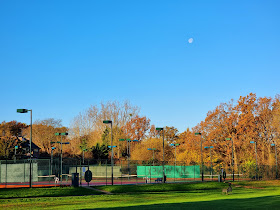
[250,141,258,179]
[14,146,18,162]
[110,122,113,185]
[275,145,278,179]
[55,132,68,184]
[156,127,165,183]
[128,139,131,177]
[205,146,214,180]
[60,136,62,182]
[195,132,203,182]
[103,120,113,185]
[226,138,234,181]
[271,143,278,179]
[17,109,32,188]
[148,148,156,166]
[153,149,155,166]
[254,142,258,178]
[51,147,55,175]
[231,139,234,181]
[171,143,180,167]
[210,147,213,180]
[83,150,85,164]
[30,110,32,187]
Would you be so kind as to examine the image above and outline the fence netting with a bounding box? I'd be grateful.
[0,158,278,188]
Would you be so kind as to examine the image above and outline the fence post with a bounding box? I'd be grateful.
[5,159,7,188]
[136,161,138,185]
[106,160,107,186]
[173,161,175,183]
[194,164,195,181]
[49,159,51,184]
[87,159,89,187]
[145,163,146,184]
[80,159,82,186]
[150,162,151,183]
[24,159,26,184]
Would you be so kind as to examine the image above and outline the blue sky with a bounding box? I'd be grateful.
[1,0,279,132]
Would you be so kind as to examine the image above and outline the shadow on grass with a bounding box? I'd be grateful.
[89,195,280,210]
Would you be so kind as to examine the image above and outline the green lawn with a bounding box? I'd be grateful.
[0,186,102,199]
[1,181,280,209]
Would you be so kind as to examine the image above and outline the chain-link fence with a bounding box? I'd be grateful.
[0,158,279,188]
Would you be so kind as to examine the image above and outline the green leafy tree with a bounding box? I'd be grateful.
[91,143,109,161]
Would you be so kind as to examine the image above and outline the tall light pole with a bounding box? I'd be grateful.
[119,139,139,176]
[170,143,180,166]
[271,143,278,179]
[103,120,113,185]
[50,146,56,176]
[119,138,130,176]
[129,140,138,176]
[226,138,234,181]
[108,145,116,182]
[14,145,18,162]
[17,108,32,188]
[54,132,69,184]
[204,146,214,180]
[195,132,203,182]
[156,127,165,183]
[81,148,87,164]
[147,148,156,166]
[250,141,258,179]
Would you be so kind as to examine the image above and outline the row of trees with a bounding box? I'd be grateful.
[1,94,279,169]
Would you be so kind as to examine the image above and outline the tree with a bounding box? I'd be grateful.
[122,115,151,141]
[163,126,179,143]
[22,118,67,155]
[70,100,140,157]
[0,121,27,159]
[91,143,110,161]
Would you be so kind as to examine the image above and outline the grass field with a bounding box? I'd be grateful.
[1,181,280,209]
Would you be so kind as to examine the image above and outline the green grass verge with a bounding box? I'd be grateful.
[0,186,102,199]
[0,181,280,209]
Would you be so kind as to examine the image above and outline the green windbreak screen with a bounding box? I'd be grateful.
[137,165,200,178]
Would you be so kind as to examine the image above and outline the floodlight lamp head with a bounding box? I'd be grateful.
[17,109,29,113]
[103,120,112,124]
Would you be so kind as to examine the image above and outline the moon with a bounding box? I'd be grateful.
[188,38,193,44]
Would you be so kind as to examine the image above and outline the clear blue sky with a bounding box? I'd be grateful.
[1,0,279,132]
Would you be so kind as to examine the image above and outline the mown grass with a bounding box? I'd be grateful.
[1,181,280,209]
[94,181,226,193]
[0,186,102,199]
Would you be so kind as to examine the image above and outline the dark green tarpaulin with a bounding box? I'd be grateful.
[137,165,200,178]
